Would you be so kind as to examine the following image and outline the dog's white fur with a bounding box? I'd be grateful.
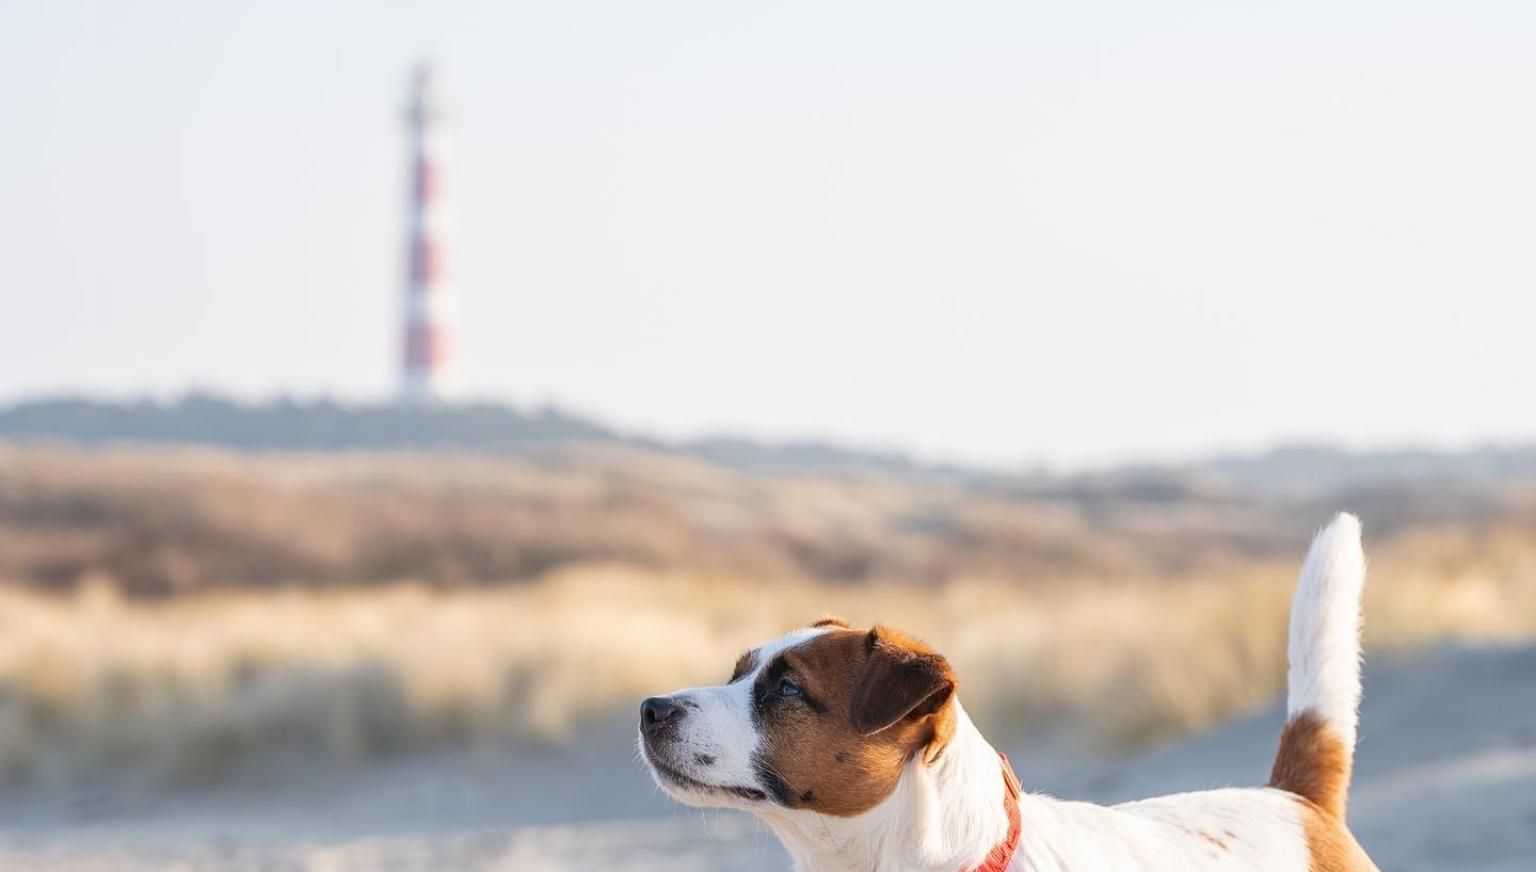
[1286,513,1366,753]
[643,514,1369,871]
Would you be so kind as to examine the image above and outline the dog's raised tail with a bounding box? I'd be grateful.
[1269,513,1365,819]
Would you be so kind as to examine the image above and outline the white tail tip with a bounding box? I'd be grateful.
[1285,512,1366,752]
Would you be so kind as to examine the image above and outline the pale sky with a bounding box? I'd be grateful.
[2,1,1533,468]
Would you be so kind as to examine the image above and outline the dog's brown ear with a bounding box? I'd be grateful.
[849,626,956,737]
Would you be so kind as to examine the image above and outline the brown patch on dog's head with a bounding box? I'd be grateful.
[729,649,760,684]
[810,615,850,629]
[750,624,958,817]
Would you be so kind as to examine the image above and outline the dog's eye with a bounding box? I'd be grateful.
[777,678,803,698]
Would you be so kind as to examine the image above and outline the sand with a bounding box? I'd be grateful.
[0,641,1531,871]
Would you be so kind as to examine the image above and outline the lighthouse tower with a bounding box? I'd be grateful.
[399,64,457,405]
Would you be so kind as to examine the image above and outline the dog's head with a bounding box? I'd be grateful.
[638,618,957,817]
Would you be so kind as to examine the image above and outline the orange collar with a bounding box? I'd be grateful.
[968,753,1022,872]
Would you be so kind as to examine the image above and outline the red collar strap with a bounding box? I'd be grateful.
[967,753,1023,872]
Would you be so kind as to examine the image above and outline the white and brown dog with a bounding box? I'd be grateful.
[640,514,1379,871]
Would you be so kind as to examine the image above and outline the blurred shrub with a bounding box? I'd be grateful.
[0,444,1439,595]
[0,531,1530,783]
[0,445,1532,781]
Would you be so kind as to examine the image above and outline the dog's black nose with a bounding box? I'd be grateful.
[641,696,684,729]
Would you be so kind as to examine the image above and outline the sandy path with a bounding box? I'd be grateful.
[0,642,1531,871]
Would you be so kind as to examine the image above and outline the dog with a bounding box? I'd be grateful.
[639,513,1379,871]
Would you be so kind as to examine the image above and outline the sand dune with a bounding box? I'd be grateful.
[0,641,1530,870]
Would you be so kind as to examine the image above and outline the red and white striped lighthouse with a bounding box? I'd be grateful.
[399,63,457,404]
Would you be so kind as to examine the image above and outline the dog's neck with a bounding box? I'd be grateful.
[757,700,1015,872]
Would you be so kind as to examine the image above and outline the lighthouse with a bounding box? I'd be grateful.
[399,64,457,405]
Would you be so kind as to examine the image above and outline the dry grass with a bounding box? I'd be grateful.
[1,524,1532,784]
[0,444,1382,595]
[2,444,1534,783]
